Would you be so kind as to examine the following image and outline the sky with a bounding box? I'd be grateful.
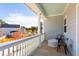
[0,3,38,28]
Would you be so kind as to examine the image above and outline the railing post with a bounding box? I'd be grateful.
[38,13,41,35]
[38,13,42,47]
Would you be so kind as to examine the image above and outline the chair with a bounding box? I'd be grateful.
[56,34,68,55]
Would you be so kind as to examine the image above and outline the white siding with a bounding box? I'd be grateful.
[44,15,64,39]
[77,4,79,56]
[64,4,76,55]
[1,28,17,35]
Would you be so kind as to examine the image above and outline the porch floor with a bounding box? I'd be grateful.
[30,40,69,56]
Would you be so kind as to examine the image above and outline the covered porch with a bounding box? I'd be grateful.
[0,3,79,56]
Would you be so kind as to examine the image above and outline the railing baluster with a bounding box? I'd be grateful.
[22,42,24,56]
[24,42,26,56]
[21,43,22,56]
[2,50,4,56]
[0,51,2,56]
[15,45,17,56]
[23,42,25,56]
[8,48,10,56]
[12,46,14,56]
[18,44,20,56]
[22,43,23,56]
[17,44,19,56]
[19,43,21,56]
[23,42,26,56]
[9,47,12,56]
[25,41,27,56]
[16,44,18,56]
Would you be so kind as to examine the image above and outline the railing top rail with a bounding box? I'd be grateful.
[0,33,44,51]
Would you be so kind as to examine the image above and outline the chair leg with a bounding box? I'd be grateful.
[57,47,58,51]
[57,45,60,51]
[64,45,67,55]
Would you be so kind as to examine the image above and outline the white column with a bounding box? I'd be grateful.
[40,18,45,34]
[76,4,79,56]
[37,13,42,47]
[38,13,41,35]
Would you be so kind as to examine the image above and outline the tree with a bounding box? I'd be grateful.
[0,19,7,24]
[31,26,38,35]
[25,26,38,35]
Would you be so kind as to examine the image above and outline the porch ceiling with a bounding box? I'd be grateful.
[36,3,67,17]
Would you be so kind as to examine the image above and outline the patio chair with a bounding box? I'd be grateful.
[56,34,68,55]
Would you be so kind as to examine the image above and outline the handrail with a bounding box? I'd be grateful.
[0,33,45,56]
[0,33,44,50]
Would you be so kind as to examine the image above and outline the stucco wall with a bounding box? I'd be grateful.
[44,15,64,39]
[64,4,76,56]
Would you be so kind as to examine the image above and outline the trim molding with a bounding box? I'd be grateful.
[46,13,64,17]
[76,3,79,56]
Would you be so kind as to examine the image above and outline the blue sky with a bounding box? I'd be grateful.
[0,3,38,27]
[0,3,36,18]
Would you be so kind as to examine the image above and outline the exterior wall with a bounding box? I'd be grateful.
[44,3,77,56]
[77,4,79,56]
[44,15,64,39]
[64,4,76,55]
[1,28,17,35]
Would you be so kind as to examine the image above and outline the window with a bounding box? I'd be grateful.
[64,18,67,33]
[40,22,43,33]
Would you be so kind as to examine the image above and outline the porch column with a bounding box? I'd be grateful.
[38,13,42,47]
[38,13,41,35]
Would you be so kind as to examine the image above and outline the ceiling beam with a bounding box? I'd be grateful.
[36,4,48,16]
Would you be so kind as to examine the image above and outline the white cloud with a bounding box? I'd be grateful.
[3,13,38,28]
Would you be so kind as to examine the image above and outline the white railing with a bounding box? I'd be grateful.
[0,33,45,56]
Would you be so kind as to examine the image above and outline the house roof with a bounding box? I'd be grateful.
[0,24,20,28]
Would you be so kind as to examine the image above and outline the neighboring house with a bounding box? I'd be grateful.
[0,24,20,36]
[20,26,27,34]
